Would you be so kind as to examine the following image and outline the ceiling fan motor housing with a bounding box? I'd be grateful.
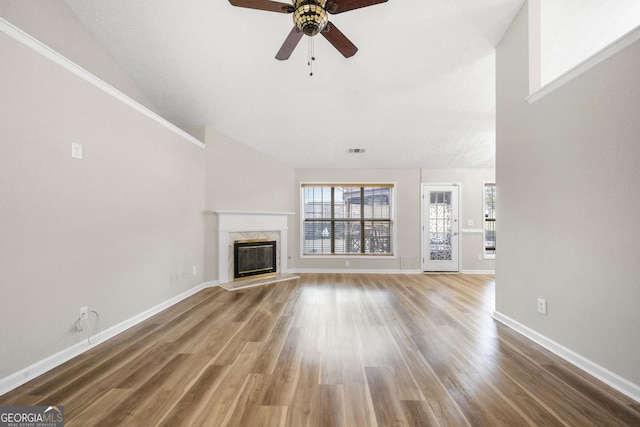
[293,0,329,36]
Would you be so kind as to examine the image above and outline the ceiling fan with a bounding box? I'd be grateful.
[228,0,388,60]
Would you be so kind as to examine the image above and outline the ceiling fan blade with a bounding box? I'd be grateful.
[228,0,294,13]
[325,0,387,14]
[320,22,358,58]
[276,27,304,60]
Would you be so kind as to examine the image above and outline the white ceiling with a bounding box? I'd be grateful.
[63,0,525,169]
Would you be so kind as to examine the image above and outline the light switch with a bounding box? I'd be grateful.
[71,143,83,160]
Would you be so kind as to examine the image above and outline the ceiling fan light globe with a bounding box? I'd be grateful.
[293,3,328,36]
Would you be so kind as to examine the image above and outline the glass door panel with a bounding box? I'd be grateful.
[423,185,459,271]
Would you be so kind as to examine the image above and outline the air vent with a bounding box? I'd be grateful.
[348,148,366,154]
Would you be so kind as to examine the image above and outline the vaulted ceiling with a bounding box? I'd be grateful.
[63,0,525,168]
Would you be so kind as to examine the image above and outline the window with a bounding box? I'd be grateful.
[483,183,496,259]
[302,184,394,256]
[540,0,640,86]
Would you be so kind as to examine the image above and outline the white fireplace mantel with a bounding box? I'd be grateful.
[215,211,294,284]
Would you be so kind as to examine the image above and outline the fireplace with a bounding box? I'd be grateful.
[215,210,293,285]
[234,240,277,279]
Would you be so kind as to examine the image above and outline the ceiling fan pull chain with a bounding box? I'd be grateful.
[308,36,315,76]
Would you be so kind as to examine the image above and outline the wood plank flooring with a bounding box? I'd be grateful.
[2,274,639,426]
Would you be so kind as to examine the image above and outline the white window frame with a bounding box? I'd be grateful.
[483,182,496,260]
[300,182,396,259]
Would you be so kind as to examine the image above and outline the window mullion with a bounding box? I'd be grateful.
[331,187,335,254]
[360,187,365,254]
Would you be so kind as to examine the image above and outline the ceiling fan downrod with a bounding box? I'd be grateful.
[308,36,315,76]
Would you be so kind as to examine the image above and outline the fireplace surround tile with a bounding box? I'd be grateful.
[215,211,294,285]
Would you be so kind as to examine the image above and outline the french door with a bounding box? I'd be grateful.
[422,185,459,272]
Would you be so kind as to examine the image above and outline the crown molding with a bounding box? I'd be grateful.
[0,17,206,150]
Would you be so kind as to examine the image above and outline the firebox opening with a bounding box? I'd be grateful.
[233,240,277,279]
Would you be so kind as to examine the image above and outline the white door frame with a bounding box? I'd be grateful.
[421,184,460,272]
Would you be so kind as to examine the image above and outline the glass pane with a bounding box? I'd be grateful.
[304,221,332,254]
[303,186,331,219]
[368,187,391,219]
[339,221,362,254]
[340,187,359,220]
[429,191,452,261]
[484,184,496,255]
[364,221,391,254]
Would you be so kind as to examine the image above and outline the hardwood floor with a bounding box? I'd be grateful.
[2,274,639,426]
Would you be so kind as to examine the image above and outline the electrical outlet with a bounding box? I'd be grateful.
[345,260,350,267]
[537,298,547,315]
[80,306,88,320]
[192,265,197,275]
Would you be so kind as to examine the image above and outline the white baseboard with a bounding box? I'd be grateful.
[460,269,495,274]
[492,311,640,403]
[288,268,422,275]
[289,269,494,275]
[0,281,214,396]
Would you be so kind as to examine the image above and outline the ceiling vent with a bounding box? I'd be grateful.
[348,148,366,154]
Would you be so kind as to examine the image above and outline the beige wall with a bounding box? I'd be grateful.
[293,169,422,272]
[0,26,205,378]
[203,128,296,281]
[0,0,158,113]
[496,2,640,386]
[292,168,495,273]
